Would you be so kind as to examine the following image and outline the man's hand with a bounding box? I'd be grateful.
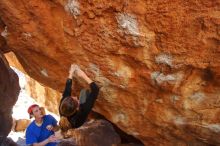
[69,64,80,78]
[69,64,92,84]
[69,65,75,75]
[75,67,92,84]
[33,134,57,146]
[47,135,57,143]
[74,67,85,78]
[72,64,80,76]
[54,130,64,140]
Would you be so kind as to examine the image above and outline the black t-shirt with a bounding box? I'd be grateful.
[59,79,99,128]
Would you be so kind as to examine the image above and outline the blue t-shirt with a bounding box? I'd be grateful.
[25,115,57,146]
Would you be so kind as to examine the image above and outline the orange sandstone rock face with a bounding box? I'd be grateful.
[14,119,31,132]
[5,52,61,115]
[25,77,62,114]
[0,0,220,145]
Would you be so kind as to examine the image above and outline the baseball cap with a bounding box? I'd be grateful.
[27,104,39,117]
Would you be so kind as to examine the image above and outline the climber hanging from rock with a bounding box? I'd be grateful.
[59,64,99,130]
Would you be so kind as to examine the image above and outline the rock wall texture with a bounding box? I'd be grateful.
[0,52,20,144]
[0,0,219,145]
[5,52,61,115]
[25,77,62,114]
[13,119,31,132]
[63,120,121,146]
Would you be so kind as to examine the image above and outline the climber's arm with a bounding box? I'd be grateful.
[61,65,75,98]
